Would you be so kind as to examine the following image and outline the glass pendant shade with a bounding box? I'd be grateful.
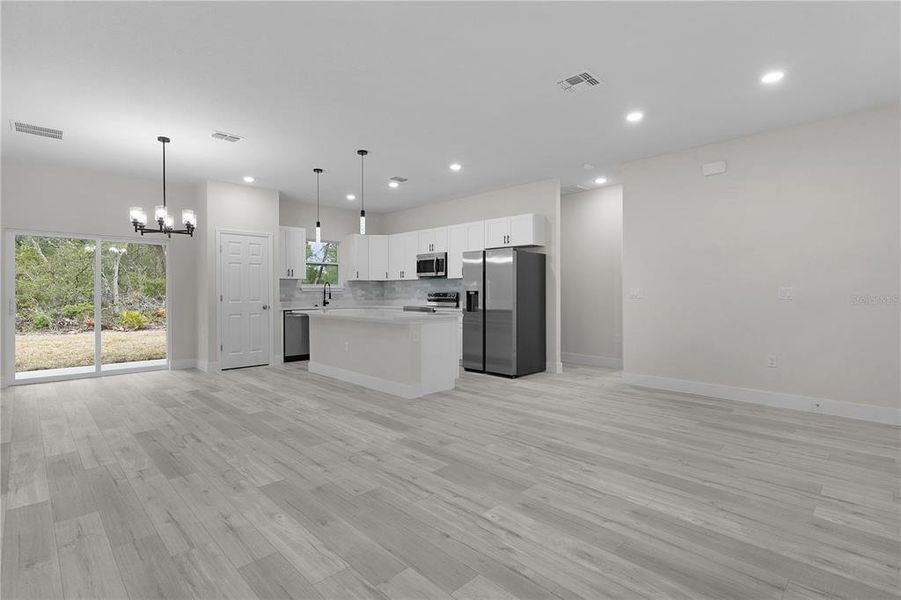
[163,214,174,229]
[130,206,147,226]
[315,221,321,244]
[181,209,197,227]
[359,211,366,235]
[155,205,168,222]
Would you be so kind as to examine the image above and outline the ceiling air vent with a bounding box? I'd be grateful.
[10,121,63,140]
[557,71,602,92]
[561,184,590,195]
[211,130,243,143]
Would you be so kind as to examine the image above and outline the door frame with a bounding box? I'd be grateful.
[2,227,172,387]
[215,228,274,370]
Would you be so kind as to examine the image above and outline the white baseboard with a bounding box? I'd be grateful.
[561,352,623,369]
[622,372,901,426]
[197,360,218,373]
[309,361,454,399]
[170,359,197,370]
[546,361,564,374]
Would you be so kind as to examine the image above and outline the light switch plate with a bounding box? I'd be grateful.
[778,286,793,300]
[767,354,778,368]
[628,288,643,300]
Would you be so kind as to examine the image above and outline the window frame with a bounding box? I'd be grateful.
[300,239,342,290]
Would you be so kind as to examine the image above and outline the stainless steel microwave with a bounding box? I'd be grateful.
[416,252,447,278]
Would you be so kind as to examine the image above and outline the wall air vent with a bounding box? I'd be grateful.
[557,71,602,92]
[561,184,590,195]
[389,176,408,183]
[211,130,243,143]
[10,121,63,140]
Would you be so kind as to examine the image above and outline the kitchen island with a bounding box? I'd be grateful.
[307,309,459,399]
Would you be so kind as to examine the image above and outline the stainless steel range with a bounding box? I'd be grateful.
[403,291,460,313]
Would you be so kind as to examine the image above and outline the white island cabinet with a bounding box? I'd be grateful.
[307,309,459,399]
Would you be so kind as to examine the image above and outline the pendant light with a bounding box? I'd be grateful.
[130,136,196,237]
[313,168,323,243]
[357,149,368,235]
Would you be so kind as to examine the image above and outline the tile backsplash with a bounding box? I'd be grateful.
[279,278,463,307]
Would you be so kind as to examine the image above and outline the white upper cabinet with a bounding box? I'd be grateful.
[341,234,370,282]
[388,231,419,280]
[368,235,389,281]
[447,221,485,279]
[484,214,545,248]
[418,227,448,254]
[278,226,306,279]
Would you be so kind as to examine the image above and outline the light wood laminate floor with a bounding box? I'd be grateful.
[1,363,899,600]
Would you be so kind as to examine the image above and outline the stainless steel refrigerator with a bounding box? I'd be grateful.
[462,248,546,377]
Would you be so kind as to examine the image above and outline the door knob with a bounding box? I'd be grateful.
[262,304,270,310]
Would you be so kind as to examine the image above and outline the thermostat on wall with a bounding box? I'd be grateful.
[702,160,727,176]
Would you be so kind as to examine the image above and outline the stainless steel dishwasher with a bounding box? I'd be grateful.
[283,311,310,361]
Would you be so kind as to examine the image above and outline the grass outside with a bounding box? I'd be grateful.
[15,329,166,372]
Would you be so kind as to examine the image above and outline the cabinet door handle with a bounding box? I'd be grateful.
[386,271,388,279]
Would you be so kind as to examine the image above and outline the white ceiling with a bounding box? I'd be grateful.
[2,2,898,212]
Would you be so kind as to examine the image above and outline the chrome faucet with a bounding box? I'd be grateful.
[322,282,331,307]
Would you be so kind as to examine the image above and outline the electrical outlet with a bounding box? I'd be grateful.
[344,341,349,352]
[778,286,793,300]
[767,354,778,368]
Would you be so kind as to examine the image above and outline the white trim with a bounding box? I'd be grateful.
[309,360,453,399]
[215,228,274,370]
[622,372,901,426]
[546,361,564,374]
[12,361,167,386]
[170,359,197,370]
[561,352,623,369]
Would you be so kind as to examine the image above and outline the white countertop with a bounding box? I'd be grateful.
[306,308,459,324]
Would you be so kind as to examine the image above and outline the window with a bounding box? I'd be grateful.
[304,241,339,285]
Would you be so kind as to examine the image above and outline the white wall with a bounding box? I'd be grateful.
[279,194,384,240]
[561,185,622,368]
[198,180,280,370]
[381,179,562,371]
[622,104,900,423]
[0,159,200,380]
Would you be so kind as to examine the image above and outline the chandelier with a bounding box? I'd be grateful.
[130,136,196,237]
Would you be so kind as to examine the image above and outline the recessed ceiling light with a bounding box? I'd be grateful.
[760,70,785,85]
[594,177,607,185]
[388,181,400,188]
[243,176,255,183]
[346,194,356,201]
[625,111,644,123]
[449,163,462,172]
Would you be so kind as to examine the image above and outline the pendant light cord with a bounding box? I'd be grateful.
[316,170,320,221]
[360,153,365,213]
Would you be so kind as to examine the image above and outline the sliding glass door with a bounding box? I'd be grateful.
[14,235,97,378]
[100,241,168,370]
[11,232,169,382]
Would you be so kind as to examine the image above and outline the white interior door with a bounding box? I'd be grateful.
[220,232,271,370]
